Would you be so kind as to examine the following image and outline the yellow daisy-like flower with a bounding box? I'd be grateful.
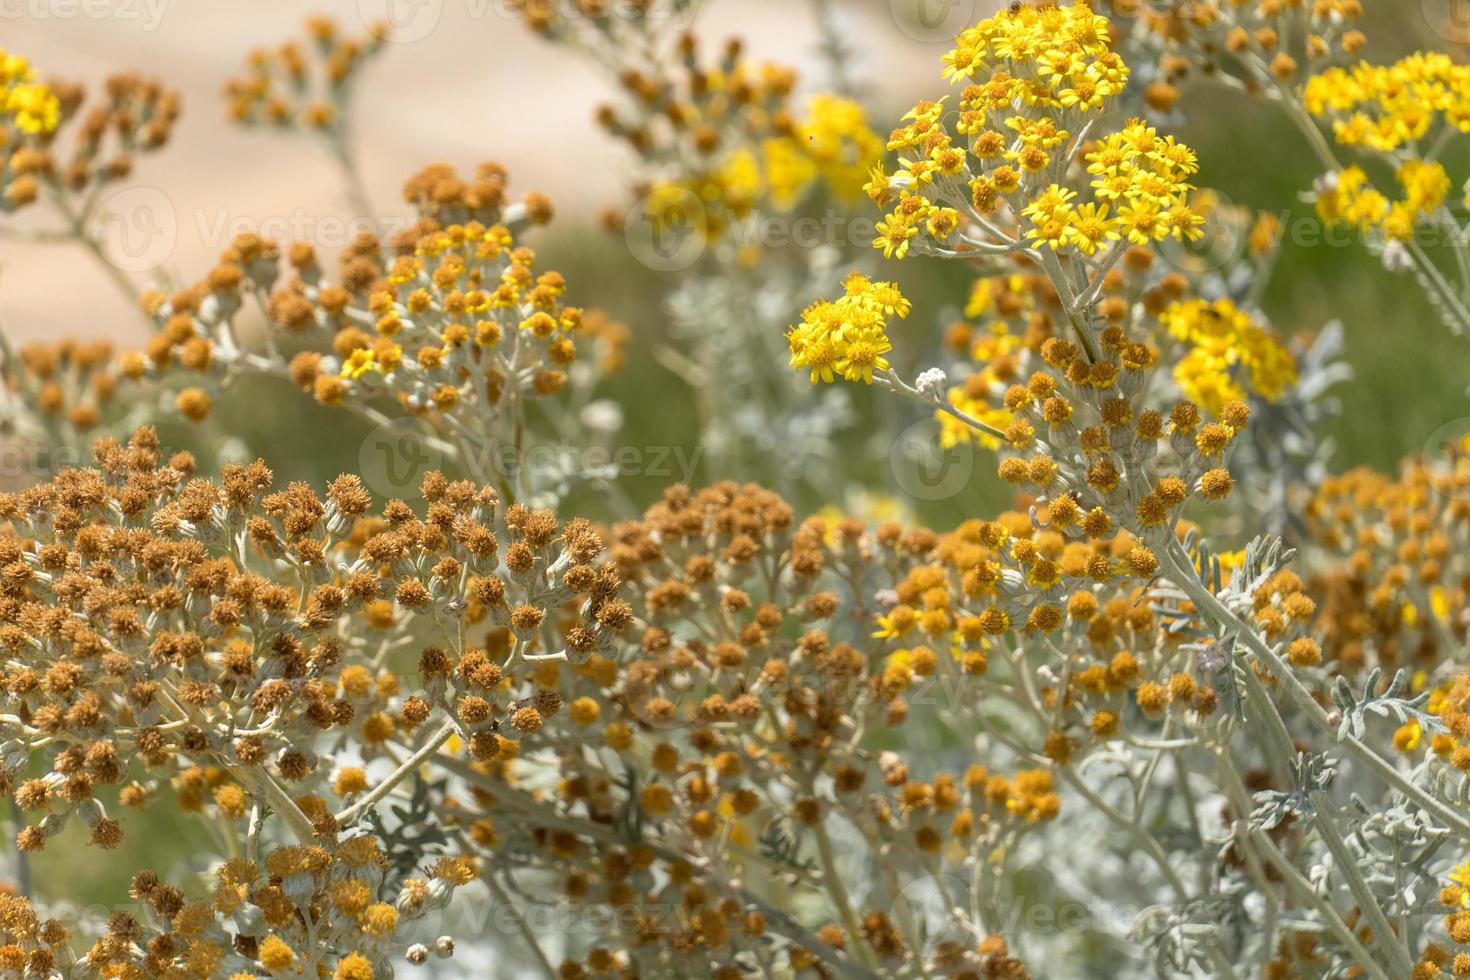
[340,349,379,380]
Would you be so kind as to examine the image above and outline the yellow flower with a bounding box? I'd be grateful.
[0,49,59,134]
[864,162,893,209]
[763,137,818,211]
[799,94,884,201]
[788,275,909,385]
[1393,720,1423,753]
[874,605,918,639]
[1065,203,1120,255]
[340,349,379,380]
[940,3,1125,106]
[873,213,920,259]
[937,388,1011,451]
[1450,860,1470,906]
[1161,298,1297,415]
[1306,53,1470,154]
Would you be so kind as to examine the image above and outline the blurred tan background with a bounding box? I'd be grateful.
[0,0,985,342]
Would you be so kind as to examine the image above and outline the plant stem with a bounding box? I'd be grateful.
[804,776,881,971]
[484,871,558,979]
[1159,537,1470,840]
[1308,790,1415,978]
[231,763,316,846]
[437,755,884,980]
[335,718,458,826]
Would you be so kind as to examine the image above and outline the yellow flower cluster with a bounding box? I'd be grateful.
[4,339,121,433]
[645,88,883,243]
[789,93,886,204]
[1315,160,1451,240]
[1026,122,1203,252]
[77,842,476,978]
[1161,297,1299,416]
[935,274,1040,448]
[940,386,1016,450]
[128,163,583,438]
[1305,453,1470,681]
[0,50,58,135]
[1304,53,1470,154]
[786,273,908,384]
[872,2,1203,260]
[1306,53,1468,231]
[940,2,1126,105]
[1,48,59,212]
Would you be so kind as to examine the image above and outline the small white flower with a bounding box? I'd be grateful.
[579,399,624,433]
[1381,239,1411,273]
[915,367,949,399]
